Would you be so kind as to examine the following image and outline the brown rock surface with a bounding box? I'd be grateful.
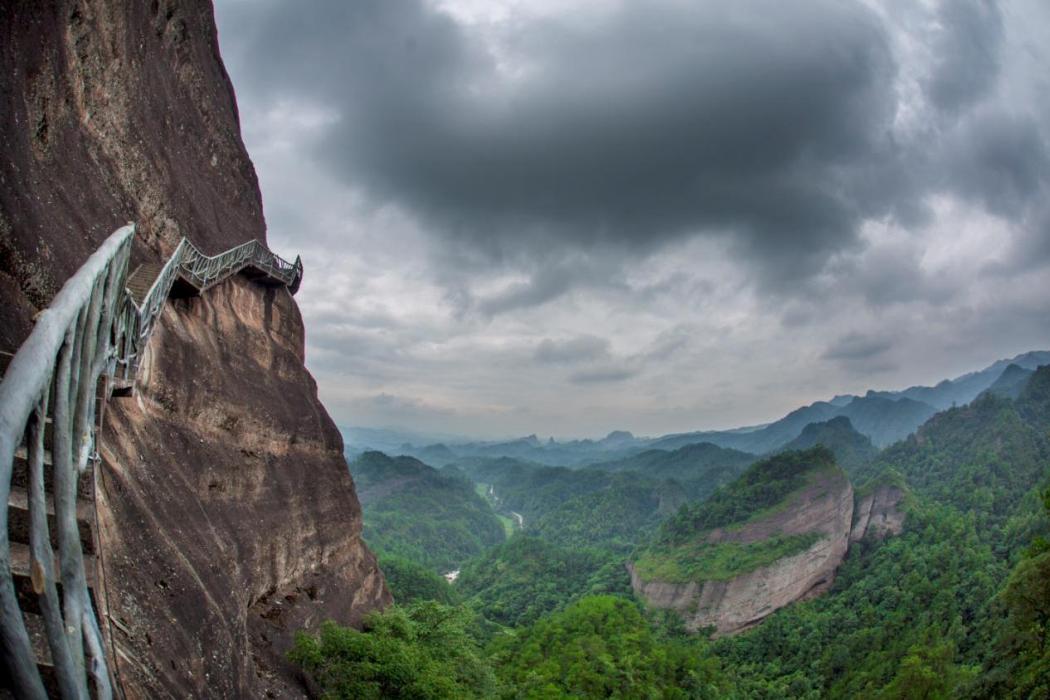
[630,467,854,636]
[1,1,390,696]
[1,0,266,349]
[98,278,389,697]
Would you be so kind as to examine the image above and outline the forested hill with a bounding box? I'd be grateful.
[854,365,1050,527]
[779,416,877,472]
[712,365,1050,696]
[585,441,756,487]
[303,368,1050,698]
[455,457,685,549]
[349,451,506,572]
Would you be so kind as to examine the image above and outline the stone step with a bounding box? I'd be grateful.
[6,486,95,555]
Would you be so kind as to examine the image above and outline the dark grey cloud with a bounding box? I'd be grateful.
[823,333,893,362]
[221,0,904,289]
[945,111,1050,220]
[214,0,1050,437]
[534,335,610,365]
[569,367,639,385]
[925,0,1004,113]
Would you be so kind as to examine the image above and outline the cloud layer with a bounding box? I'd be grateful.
[215,0,1050,437]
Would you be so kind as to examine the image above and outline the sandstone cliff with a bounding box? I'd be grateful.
[2,1,388,696]
[630,448,912,636]
[850,481,907,543]
[630,450,855,636]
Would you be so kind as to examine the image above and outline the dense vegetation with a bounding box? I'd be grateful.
[778,416,877,473]
[489,596,727,698]
[349,451,506,573]
[377,554,459,606]
[530,474,680,551]
[301,366,1050,697]
[658,447,837,544]
[856,377,1049,534]
[975,488,1050,698]
[455,534,630,627]
[290,602,496,698]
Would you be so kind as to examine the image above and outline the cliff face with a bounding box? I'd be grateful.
[1,1,389,697]
[631,452,913,636]
[630,464,855,636]
[1,0,265,348]
[99,278,388,697]
[850,484,906,542]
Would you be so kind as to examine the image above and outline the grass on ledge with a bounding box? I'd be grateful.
[633,532,823,584]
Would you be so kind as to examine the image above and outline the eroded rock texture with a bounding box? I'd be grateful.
[1,0,265,348]
[630,468,854,636]
[1,1,389,696]
[99,278,388,697]
[850,484,906,542]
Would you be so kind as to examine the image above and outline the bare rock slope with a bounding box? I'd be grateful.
[2,1,389,696]
[630,449,856,636]
[851,480,907,543]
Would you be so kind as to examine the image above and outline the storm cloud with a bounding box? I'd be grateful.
[215,0,1050,437]
[221,0,905,282]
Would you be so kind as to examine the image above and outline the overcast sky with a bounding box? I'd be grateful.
[213,0,1050,439]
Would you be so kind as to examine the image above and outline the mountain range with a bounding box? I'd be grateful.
[342,350,1050,466]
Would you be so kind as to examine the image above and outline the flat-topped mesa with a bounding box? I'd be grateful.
[630,447,854,636]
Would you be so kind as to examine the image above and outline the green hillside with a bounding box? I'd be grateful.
[309,369,1050,699]
[712,366,1050,696]
[635,447,840,583]
[586,441,757,500]
[779,416,878,473]
[455,534,629,627]
[349,451,507,572]
[658,447,839,542]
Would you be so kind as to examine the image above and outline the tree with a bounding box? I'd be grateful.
[290,602,496,699]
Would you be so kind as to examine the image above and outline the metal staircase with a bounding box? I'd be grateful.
[0,225,302,699]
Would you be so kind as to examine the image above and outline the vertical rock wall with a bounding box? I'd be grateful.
[99,278,389,697]
[1,0,266,347]
[1,1,389,696]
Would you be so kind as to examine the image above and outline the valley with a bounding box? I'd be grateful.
[323,355,1050,697]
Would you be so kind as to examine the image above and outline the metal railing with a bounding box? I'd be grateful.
[178,238,302,293]
[117,236,302,379]
[0,225,302,697]
[0,225,132,699]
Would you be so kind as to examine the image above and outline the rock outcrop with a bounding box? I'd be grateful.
[850,483,906,542]
[2,1,389,696]
[631,458,854,636]
[630,446,914,637]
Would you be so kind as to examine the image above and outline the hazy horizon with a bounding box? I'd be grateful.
[215,0,1050,438]
[337,347,1048,443]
